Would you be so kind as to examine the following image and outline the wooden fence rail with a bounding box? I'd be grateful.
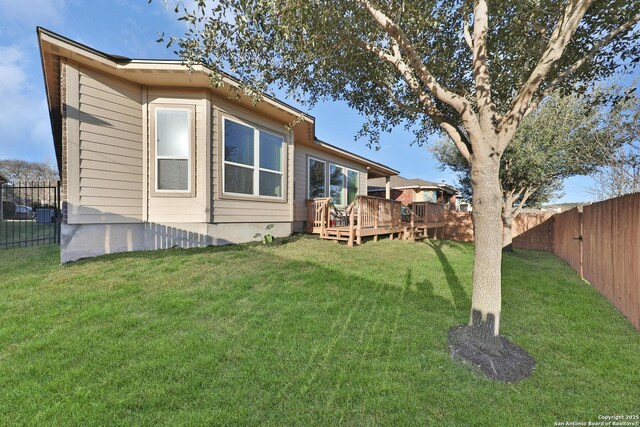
[512,193,640,331]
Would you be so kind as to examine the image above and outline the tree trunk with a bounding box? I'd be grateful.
[469,152,503,338]
[502,213,514,252]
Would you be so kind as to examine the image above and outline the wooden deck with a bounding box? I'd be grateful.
[304,196,445,246]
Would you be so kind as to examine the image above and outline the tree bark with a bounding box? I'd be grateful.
[502,212,513,252]
[469,149,503,338]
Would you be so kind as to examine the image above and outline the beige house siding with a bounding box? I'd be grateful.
[293,144,369,226]
[210,96,294,224]
[61,62,371,233]
[145,89,209,223]
[66,63,144,224]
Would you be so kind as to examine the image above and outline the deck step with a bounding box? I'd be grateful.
[321,236,350,241]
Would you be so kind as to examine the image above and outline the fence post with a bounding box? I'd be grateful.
[578,210,584,279]
[56,180,61,244]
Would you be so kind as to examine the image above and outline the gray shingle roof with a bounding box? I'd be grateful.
[368,176,457,194]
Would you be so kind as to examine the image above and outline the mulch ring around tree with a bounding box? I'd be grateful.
[448,325,536,383]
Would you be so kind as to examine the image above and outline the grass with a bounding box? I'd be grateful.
[0,236,638,425]
[0,219,58,248]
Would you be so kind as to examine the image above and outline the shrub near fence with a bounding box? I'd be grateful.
[513,193,640,331]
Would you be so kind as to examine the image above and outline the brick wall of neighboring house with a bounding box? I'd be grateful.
[395,189,414,206]
[369,188,414,206]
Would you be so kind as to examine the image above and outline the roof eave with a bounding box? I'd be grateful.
[312,138,399,177]
[36,27,314,125]
[37,28,62,174]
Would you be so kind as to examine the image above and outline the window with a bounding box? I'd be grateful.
[308,158,326,198]
[330,164,345,205]
[347,170,359,204]
[223,118,284,198]
[156,108,192,192]
[308,160,360,205]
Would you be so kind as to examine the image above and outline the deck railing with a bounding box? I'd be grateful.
[305,196,445,245]
[408,201,444,224]
[356,195,402,229]
[352,196,403,245]
[305,197,331,236]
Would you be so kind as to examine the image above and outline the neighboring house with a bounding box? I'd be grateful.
[520,202,591,214]
[0,174,7,185]
[38,28,398,262]
[368,176,458,210]
[457,198,472,212]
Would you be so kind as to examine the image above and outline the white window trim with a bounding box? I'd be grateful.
[155,107,192,194]
[307,156,327,199]
[221,116,285,200]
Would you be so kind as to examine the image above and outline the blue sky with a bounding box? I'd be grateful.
[0,1,631,203]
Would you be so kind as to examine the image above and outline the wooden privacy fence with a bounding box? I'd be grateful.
[442,211,554,243]
[513,193,640,330]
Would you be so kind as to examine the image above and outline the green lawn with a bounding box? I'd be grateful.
[0,236,638,425]
[0,219,58,248]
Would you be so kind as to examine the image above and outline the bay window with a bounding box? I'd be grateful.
[223,118,284,198]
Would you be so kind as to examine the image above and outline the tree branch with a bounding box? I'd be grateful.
[472,0,497,129]
[463,18,473,51]
[499,0,593,147]
[361,40,473,160]
[355,0,475,119]
[376,79,423,114]
[511,187,536,216]
[525,12,640,115]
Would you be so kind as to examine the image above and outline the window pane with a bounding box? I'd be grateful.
[308,159,325,198]
[330,164,344,205]
[260,131,283,171]
[157,110,189,158]
[259,171,282,197]
[347,170,359,204]
[225,120,254,166]
[225,164,253,194]
[158,159,188,191]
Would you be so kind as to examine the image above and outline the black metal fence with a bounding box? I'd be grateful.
[0,181,61,249]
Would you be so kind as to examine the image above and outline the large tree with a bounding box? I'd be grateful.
[0,160,58,183]
[160,0,640,380]
[431,93,603,250]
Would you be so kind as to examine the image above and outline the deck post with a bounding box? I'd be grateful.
[320,200,327,238]
[348,201,355,246]
[410,203,416,241]
[356,196,363,245]
[374,199,379,230]
[385,176,391,199]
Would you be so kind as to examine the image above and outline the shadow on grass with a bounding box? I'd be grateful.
[424,240,470,312]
